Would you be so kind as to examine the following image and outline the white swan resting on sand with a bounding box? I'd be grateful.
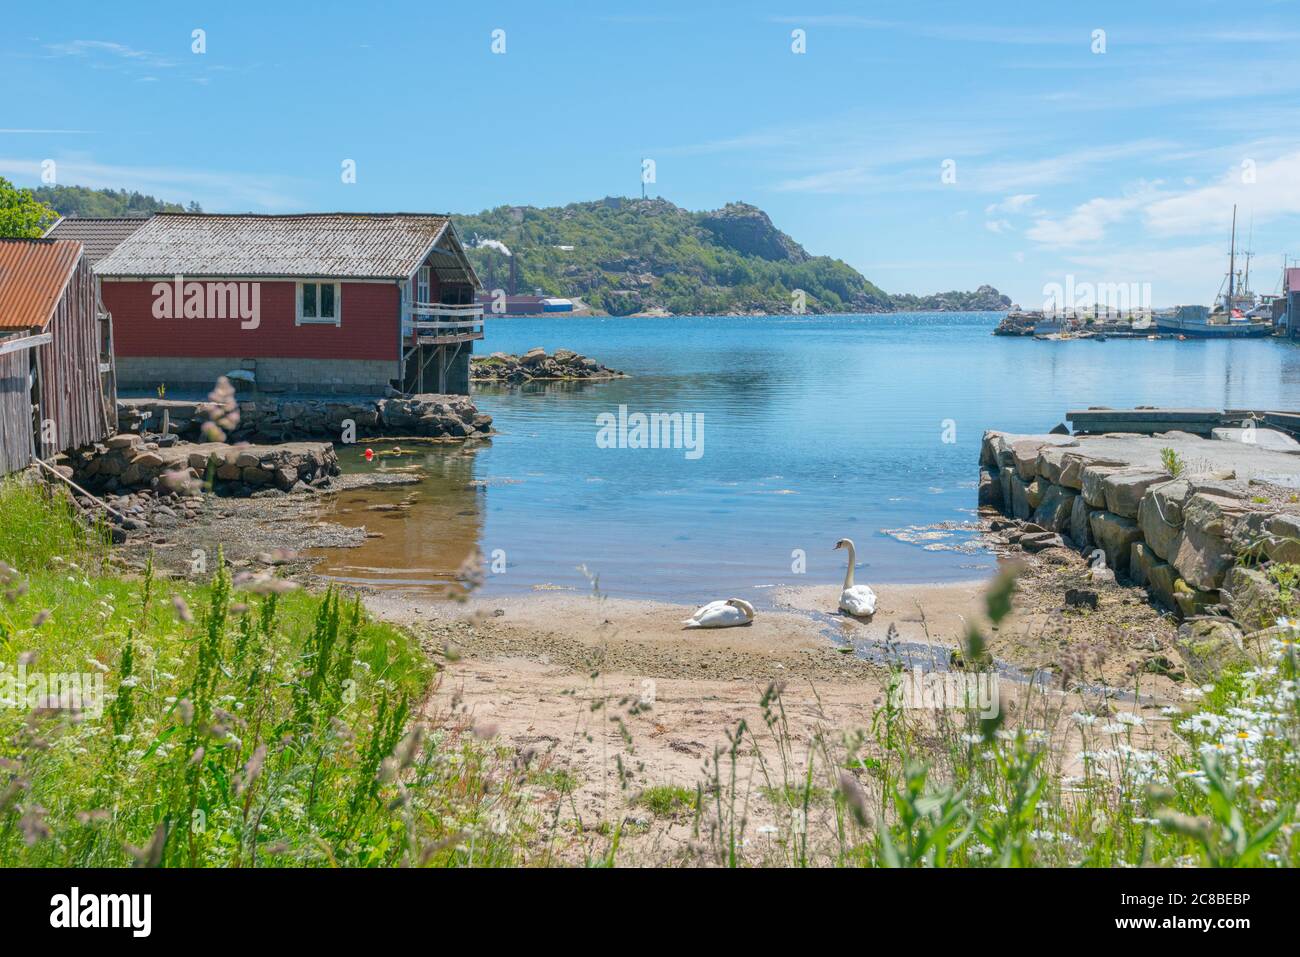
[834,539,877,617]
[682,598,756,629]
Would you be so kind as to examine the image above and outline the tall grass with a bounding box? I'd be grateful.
[677,570,1299,868]
[4,477,1296,867]
[0,478,526,867]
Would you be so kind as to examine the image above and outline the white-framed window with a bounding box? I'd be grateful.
[417,266,430,304]
[297,281,341,325]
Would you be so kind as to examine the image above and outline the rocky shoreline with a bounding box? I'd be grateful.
[980,425,1300,682]
[471,348,625,383]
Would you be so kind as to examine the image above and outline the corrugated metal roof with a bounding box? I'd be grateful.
[0,239,82,330]
[96,212,456,280]
[45,216,150,265]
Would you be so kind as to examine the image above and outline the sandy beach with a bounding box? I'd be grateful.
[364,559,1184,863]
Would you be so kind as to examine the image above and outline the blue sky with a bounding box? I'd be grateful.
[3,0,1300,306]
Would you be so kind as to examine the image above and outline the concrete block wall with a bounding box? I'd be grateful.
[115,356,400,395]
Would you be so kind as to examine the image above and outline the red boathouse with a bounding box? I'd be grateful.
[95,213,483,395]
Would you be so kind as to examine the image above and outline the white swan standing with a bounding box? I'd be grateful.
[682,598,756,629]
[834,539,878,617]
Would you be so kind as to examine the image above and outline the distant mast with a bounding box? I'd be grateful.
[1227,204,1236,311]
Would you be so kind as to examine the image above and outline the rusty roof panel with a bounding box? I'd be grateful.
[0,239,82,330]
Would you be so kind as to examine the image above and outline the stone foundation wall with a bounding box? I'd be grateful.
[981,429,1300,676]
[117,393,492,444]
[68,433,339,497]
[115,356,400,395]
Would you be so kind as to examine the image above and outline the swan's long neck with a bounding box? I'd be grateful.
[842,542,856,590]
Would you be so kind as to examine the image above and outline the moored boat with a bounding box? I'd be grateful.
[1155,205,1275,339]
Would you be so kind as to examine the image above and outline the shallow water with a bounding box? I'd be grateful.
[312,313,1300,601]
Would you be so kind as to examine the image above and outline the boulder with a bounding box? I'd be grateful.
[130,451,165,469]
[1129,542,1154,587]
[1171,524,1233,592]
[1008,474,1031,521]
[1145,558,1180,611]
[1089,511,1142,576]
[1036,447,1070,485]
[1064,588,1098,610]
[1025,477,1047,511]
[1221,565,1280,632]
[1012,441,1042,481]
[978,467,1002,509]
[1137,489,1182,561]
[999,468,1014,515]
[1021,531,1066,552]
[1174,619,1249,684]
[1102,469,1168,519]
[1057,453,1125,491]
[1265,513,1300,565]
[1069,495,1093,549]
[979,432,1000,468]
[1080,466,1122,508]
[1032,483,1077,532]
[1231,512,1272,561]
[1175,582,1220,619]
[1171,493,1251,591]
[1183,492,1251,539]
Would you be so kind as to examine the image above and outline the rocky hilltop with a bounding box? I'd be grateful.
[457,197,1006,317]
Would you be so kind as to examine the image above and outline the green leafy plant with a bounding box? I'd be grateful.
[1160,447,1186,478]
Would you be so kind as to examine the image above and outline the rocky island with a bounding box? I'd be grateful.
[471,348,626,383]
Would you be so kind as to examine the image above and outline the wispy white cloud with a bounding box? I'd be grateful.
[1143,150,1300,234]
[1026,192,1151,247]
[44,39,177,70]
[974,140,1176,193]
[1015,150,1300,251]
[0,155,302,211]
[985,194,1038,215]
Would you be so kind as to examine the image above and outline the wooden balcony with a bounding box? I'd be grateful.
[403,302,485,346]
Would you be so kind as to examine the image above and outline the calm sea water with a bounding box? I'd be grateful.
[316,313,1300,601]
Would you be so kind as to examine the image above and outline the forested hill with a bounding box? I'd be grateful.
[455,197,1010,316]
[33,186,1009,315]
[34,185,198,218]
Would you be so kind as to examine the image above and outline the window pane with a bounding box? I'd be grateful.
[320,283,335,318]
[302,283,317,318]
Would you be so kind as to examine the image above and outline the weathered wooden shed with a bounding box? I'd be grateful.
[0,238,116,475]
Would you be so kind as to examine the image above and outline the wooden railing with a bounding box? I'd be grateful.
[403,302,485,345]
